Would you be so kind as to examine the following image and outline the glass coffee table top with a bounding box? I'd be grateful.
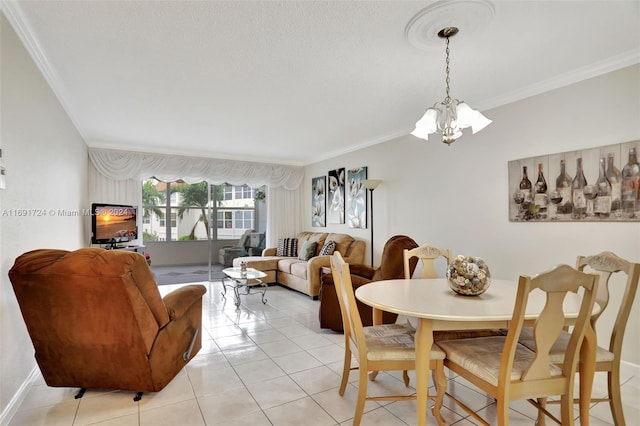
[222,267,267,280]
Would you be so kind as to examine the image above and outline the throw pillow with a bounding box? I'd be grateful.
[276,237,298,257]
[319,240,336,256]
[297,241,318,261]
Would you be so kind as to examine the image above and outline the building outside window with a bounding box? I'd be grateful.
[214,183,256,240]
[142,179,259,242]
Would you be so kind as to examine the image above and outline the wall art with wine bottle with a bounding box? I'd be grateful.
[508,140,640,222]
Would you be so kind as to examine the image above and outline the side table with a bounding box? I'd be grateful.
[221,267,268,308]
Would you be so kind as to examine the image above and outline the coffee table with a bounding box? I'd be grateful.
[221,267,268,308]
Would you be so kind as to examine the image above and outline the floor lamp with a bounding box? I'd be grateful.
[361,179,381,266]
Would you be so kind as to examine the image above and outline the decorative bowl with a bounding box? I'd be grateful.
[446,255,491,296]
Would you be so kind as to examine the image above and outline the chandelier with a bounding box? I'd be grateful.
[411,27,491,145]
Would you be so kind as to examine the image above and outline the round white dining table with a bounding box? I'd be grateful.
[355,278,597,426]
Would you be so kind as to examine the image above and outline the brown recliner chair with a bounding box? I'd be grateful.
[9,248,206,399]
[319,235,419,331]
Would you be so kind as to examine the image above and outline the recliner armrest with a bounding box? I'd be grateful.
[349,263,378,280]
[163,284,207,321]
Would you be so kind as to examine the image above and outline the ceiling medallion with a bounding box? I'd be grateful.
[405,0,495,50]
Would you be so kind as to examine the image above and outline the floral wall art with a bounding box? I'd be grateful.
[327,168,345,224]
[347,167,367,228]
[311,176,326,227]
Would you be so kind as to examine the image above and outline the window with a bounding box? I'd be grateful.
[217,211,233,229]
[142,179,260,242]
[223,186,233,201]
[235,186,253,200]
[234,210,253,229]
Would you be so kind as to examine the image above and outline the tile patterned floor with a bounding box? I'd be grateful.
[8,281,640,425]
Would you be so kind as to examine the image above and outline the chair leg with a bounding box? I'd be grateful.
[402,370,410,387]
[536,397,547,426]
[560,394,574,426]
[608,367,626,426]
[432,361,447,426]
[339,346,351,396]
[497,399,509,426]
[353,368,368,426]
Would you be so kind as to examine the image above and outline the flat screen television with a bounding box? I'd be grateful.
[91,203,138,247]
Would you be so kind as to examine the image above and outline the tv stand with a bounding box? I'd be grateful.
[103,244,146,256]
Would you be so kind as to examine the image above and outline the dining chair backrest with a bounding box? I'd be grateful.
[331,252,367,359]
[403,244,452,279]
[439,264,599,426]
[503,264,598,385]
[576,251,640,356]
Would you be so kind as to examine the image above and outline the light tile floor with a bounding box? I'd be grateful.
[8,281,640,425]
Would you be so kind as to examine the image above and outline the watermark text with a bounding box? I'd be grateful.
[2,208,93,217]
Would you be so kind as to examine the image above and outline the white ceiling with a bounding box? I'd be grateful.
[3,0,639,166]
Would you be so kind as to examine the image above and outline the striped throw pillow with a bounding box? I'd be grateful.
[276,238,298,257]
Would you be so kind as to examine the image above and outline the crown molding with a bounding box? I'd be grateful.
[87,139,307,167]
[2,1,89,142]
[475,50,640,112]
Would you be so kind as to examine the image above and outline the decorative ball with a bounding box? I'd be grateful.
[446,255,491,296]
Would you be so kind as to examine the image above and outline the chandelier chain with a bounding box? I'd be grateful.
[444,36,451,103]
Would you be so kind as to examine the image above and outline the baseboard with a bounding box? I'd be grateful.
[0,366,39,426]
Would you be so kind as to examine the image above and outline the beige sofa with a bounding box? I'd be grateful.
[233,231,365,299]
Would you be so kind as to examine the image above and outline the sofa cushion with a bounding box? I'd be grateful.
[276,238,298,257]
[278,258,303,274]
[298,241,318,261]
[326,233,354,256]
[290,261,308,279]
[296,232,328,256]
[319,240,336,256]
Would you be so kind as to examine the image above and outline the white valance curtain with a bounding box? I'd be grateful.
[88,148,304,189]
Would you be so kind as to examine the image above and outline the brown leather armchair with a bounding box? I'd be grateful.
[319,235,419,331]
[9,248,206,399]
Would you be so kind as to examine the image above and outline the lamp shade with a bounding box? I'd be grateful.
[410,108,438,140]
[455,102,475,128]
[456,102,492,134]
[470,111,492,134]
[361,179,382,190]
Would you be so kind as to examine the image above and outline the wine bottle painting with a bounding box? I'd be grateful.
[508,140,639,222]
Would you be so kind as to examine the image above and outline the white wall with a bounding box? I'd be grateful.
[304,65,640,365]
[0,14,88,421]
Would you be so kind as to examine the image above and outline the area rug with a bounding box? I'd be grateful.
[151,264,226,285]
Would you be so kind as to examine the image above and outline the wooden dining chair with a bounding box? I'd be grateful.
[437,264,599,426]
[403,243,452,279]
[518,251,640,426]
[330,252,447,426]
